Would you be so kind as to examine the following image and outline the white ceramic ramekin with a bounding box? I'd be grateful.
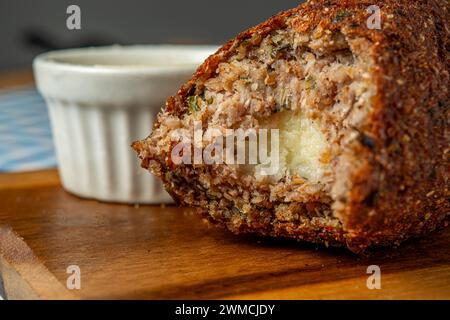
[33,45,217,204]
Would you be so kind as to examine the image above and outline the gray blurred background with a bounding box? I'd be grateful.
[0,0,303,71]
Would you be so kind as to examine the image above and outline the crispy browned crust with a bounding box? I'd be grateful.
[133,0,450,253]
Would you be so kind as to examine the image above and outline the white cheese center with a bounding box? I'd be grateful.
[263,110,329,183]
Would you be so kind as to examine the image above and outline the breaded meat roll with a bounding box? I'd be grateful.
[133,0,449,252]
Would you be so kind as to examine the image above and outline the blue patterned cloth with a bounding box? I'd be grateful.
[0,86,56,172]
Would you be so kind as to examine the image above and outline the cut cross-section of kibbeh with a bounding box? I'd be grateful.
[133,0,449,253]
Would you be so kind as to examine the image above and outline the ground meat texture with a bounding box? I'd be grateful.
[133,0,450,253]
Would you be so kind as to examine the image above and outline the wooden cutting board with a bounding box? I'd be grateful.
[0,169,449,300]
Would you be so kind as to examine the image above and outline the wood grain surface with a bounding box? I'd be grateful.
[0,169,449,300]
[0,69,34,90]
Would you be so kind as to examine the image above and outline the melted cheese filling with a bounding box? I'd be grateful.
[261,110,329,183]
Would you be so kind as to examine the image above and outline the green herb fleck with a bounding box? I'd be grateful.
[206,97,214,105]
[305,75,316,90]
[240,39,250,46]
[239,76,252,85]
[270,43,291,59]
[188,95,200,113]
[333,10,351,23]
